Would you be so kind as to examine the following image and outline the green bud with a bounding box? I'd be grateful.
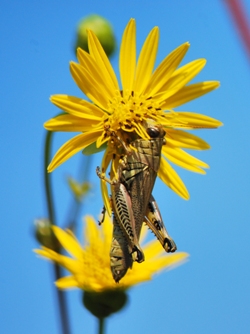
[75,14,116,57]
[83,290,128,318]
[34,218,58,250]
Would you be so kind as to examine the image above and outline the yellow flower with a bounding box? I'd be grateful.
[34,215,188,292]
[45,19,222,211]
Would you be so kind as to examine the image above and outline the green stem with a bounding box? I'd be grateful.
[98,318,105,334]
[44,131,55,224]
[44,130,71,334]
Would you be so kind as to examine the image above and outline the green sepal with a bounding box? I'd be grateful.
[82,290,128,318]
[82,142,107,155]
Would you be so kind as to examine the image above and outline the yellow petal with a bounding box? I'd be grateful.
[56,255,82,273]
[155,59,207,102]
[175,111,223,128]
[147,252,188,271]
[138,223,148,244]
[167,59,206,89]
[55,276,79,289]
[52,226,83,258]
[48,131,102,172]
[50,95,105,118]
[162,145,208,174]
[34,248,57,260]
[143,42,190,96]
[84,217,101,247]
[101,214,113,246]
[133,122,150,140]
[100,149,113,216]
[110,156,119,180]
[162,81,220,109]
[87,30,119,92]
[143,239,165,258]
[120,19,136,95]
[84,215,111,245]
[76,48,117,99]
[44,114,100,132]
[134,27,159,94]
[133,250,188,277]
[70,62,110,110]
[122,271,151,286]
[96,131,111,148]
[35,248,81,273]
[158,159,189,199]
[165,129,210,150]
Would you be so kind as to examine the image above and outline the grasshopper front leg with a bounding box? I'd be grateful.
[96,166,145,263]
[98,205,106,225]
[145,195,177,253]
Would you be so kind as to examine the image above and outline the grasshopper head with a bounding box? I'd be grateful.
[146,125,166,140]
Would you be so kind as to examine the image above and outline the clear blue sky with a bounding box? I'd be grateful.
[1,0,250,333]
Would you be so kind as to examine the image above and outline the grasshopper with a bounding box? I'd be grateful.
[97,123,176,282]
[117,124,168,245]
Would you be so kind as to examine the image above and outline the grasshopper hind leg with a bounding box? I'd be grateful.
[145,195,177,253]
[110,214,133,282]
[113,182,145,263]
[98,203,133,282]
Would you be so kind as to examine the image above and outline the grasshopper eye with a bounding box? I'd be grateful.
[147,126,160,138]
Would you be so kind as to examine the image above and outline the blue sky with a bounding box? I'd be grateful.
[1,0,250,333]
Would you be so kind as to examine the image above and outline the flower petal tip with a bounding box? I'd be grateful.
[47,165,53,173]
[213,81,220,89]
[44,122,50,130]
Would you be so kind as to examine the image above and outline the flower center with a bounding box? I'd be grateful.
[104,90,163,134]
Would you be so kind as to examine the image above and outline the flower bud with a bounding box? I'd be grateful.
[75,14,116,57]
[67,177,91,202]
[34,218,58,250]
[83,290,128,318]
